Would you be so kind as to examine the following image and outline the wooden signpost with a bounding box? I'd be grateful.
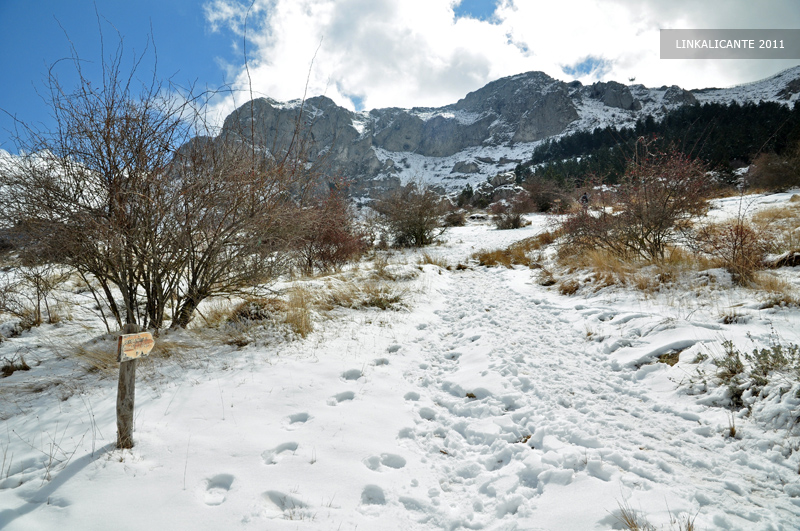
[116,325,154,449]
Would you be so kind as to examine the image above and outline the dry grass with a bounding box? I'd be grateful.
[558,279,580,295]
[751,202,800,253]
[583,249,633,285]
[371,253,394,280]
[193,299,236,328]
[285,286,313,337]
[1,355,30,378]
[70,340,119,374]
[472,248,527,268]
[472,230,559,269]
[418,252,448,268]
[615,502,657,531]
[751,272,800,307]
[325,281,407,311]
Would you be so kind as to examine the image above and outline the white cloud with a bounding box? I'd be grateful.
[203,0,800,122]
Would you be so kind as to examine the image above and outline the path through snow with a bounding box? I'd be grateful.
[1,215,799,530]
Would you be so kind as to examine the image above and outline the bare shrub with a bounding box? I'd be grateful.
[747,149,800,192]
[443,210,467,227]
[559,144,712,262]
[373,182,448,247]
[693,220,770,284]
[296,188,369,276]
[490,192,534,230]
[0,265,69,328]
[522,177,571,213]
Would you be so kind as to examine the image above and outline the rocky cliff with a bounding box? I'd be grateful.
[218,66,800,196]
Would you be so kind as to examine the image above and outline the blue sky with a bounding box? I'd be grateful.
[1,0,799,153]
[0,0,236,151]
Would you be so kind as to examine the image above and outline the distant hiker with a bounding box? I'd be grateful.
[579,192,589,209]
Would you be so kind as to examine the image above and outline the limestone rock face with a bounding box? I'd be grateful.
[214,66,800,196]
[451,161,480,174]
[586,81,642,111]
[663,86,698,106]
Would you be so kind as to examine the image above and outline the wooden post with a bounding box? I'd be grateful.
[117,323,141,449]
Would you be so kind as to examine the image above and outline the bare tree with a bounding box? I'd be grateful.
[1,31,326,331]
[166,133,319,328]
[372,182,448,247]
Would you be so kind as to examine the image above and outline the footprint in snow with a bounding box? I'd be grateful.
[282,412,311,430]
[363,453,407,471]
[261,442,299,465]
[263,490,307,518]
[361,485,387,505]
[418,407,436,421]
[327,390,355,406]
[341,369,363,381]
[202,474,234,506]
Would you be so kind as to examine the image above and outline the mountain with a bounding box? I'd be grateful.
[219,66,800,196]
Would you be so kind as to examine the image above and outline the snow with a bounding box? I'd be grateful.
[1,194,800,530]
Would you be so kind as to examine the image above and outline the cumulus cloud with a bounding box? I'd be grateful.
[202,0,800,122]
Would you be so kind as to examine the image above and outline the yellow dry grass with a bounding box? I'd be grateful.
[418,252,449,268]
[285,286,313,337]
[472,230,559,269]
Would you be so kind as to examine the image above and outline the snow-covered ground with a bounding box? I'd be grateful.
[1,194,799,530]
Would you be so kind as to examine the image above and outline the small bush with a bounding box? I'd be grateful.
[443,210,467,227]
[559,146,712,262]
[231,298,287,323]
[493,211,526,230]
[747,150,800,192]
[373,182,448,247]
[296,190,369,275]
[714,339,800,408]
[490,194,534,230]
[692,220,770,284]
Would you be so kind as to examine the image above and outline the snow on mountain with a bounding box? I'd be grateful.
[219,66,800,196]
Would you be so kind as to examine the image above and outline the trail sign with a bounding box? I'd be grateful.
[116,327,153,449]
[117,332,155,362]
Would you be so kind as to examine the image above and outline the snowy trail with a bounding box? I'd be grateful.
[1,214,799,530]
[396,266,799,530]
